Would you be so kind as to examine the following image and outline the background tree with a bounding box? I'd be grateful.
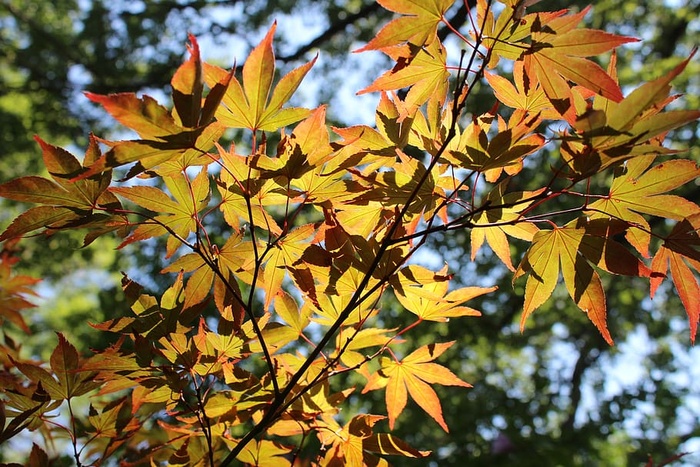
[1,0,699,465]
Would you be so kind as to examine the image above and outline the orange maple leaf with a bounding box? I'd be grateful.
[363,341,470,431]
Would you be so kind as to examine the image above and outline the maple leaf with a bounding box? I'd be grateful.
[171,34,205,128]
[476,0,546,68]
[77,35,233,178]
[587,157,700,258]
[87,397,141,444]
[514,218,652,345]
[235,439,293,467]
[215,145,284,236]
[392,265,496,321]
[651,214,700,344]
[484,61,560,120]
[0,244,39,333]
[521,6,638,109]
[316,413,430,466]
[13,334,99,401]
[111,167,211,257]
[356,0,453,52]
[93,274,193,342]
[0,135,124,244]
[336,326,397,371]
[274,290,312,336]
[358,40,450,119]
[443,110,545,180]
[161,231,252,320]
[202,23,316,132]
[351,151,446,224]
[261,223,317,309]
[560,50,700,178]
[471,183,543,271]
[363,341,470,431]
[309,265,383,328]
[80,118,225,179]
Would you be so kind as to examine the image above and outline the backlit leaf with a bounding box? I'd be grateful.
[356,0,454,51]
[363,341,470,431]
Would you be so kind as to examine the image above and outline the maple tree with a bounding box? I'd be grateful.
[1,0,699,465]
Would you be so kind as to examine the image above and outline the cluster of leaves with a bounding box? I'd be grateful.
[1,0,699,464]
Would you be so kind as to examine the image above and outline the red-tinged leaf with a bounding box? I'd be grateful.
[50,333,98,399]
[12,361,64,401]
[0,176,92,209]
[35,136,83,185]
[546,29,637,57]
[651,216,700,343]
[11,135,120,224]
[356,0,454,51]
[523,7,638,103]
[81,122,226,179]
[0,206,83,242]
[561,51,700,178]
[528,51,624,104]
[668,252,700,344]
[27,443,49,466]
[0,252,39,333]
[85,92,181,139]
[171,34,203,128]
[588,158,700,257]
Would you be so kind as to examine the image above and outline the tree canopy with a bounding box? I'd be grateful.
[1,1,699,465]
